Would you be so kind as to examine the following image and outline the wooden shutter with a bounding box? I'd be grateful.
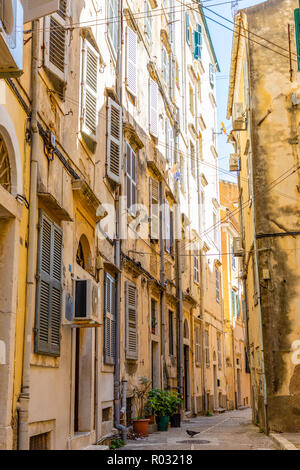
[44,0,69,83]
[149,77,158,138]
[126,26,137,96]
[126,282,138,360]
[150,178,160,240]
[104,273,116,364]
[107,97,122,184]
[35,210,63,356]
[164,200,170,253]
[81,39,99,141]
[193,24,202,60]
[295,9,300,71]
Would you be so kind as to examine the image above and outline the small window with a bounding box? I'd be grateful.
[30,432,50,450]
[102,407,112,422]
[104,273,116,364]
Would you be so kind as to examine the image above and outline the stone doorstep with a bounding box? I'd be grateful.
[269,433,299,451]
[213,408,226,414]
[84,445,110,450]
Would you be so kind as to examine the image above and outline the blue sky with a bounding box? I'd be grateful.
[204,0,264,181]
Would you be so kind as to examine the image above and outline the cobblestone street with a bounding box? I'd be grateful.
[122,409,278,451]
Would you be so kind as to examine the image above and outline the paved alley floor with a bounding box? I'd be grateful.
[122,409,278,450]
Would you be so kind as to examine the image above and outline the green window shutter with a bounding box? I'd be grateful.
[104,273,116,365]
[125,282,138,360]
[35,210,63,356]
[186,13,190,45]
[193,24,202,60]
[295,9,300,71]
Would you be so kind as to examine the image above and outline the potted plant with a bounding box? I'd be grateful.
[148,389,172,432]
[144,400,155,424]
[132,377,152,437]
[168,391,183,428]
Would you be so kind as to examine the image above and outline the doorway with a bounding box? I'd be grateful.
[151,341,159,389]
[183,345,191,411]
[213,365,218,409]
[237,368,241,408]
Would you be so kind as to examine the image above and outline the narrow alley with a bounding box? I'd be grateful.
[120,409,277,451]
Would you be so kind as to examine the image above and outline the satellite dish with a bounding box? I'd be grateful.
[1,0,14,36]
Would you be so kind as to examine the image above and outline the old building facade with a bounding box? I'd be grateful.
[227,0,300,432]
[0,0,226,450]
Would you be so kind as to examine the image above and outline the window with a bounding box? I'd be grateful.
[108,0,119,55]
[149,77,158,138]
[30,433,50,450]
[44,0,69,84]
[162,45,169,84]
[164,200,174,255]
[169,310,174,356]
[209,63,215,88]
[231,240,236,270]
[80,39,99,142]
[125,282,138,360]
[126,143,137,213]
[242,299,246,322]
[0,133,11,193]
[145,0,152,42]
[193,244,199,284]
[193,24,202,60]
[217,335,222,370]
[151,298,158,335]
[215,268,220,303]
[150,178,160,240]
[195,325,201,365]
[205,328,210,365]
[35,211,63,356]
[107,98,122,184]
[231,290,236,317]
[185,12,190,45]
[104,273,116,364]
[245,347,250,374]
[126,26,138,97]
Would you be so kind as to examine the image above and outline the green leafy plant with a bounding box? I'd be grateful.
[110,438,125,449]
[148,389,173,417]
[206,410,213,417]
[168,391,183,416]
[132,377,152,420]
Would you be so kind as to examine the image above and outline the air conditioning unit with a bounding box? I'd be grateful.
[233,237,244,257]
[229,154,239,172]
[75,279,101,325]
[232,103,246,130]
[0,0,23,78]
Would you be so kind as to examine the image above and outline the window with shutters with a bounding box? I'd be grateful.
[166,119,173,167]
[80,39,99,142]
[150,178,160,241]
[215,267,220,303]
[295,9,300,71]
[44,0,69,84]
[126,143,137,215]
[217,334,222,370]
[108,0,119,56]
[104,273,116,365]
[107,98,122,184]
[35,210,63,357]
[193,24,202,60]
[205,328,210,366]
[164,200,174,255]
[126,26,137,97]
[149,77,158,138]
[151,298,158,335]
[193,244,199,284]
[126,282,138,360]
[195,325,201,366]
[144,0,152,43]
[168,310,174,356]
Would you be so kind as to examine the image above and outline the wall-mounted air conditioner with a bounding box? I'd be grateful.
[233,237,244,257]
[0,0,23,78]
[232,103,246,130]
[75,279,101,325]
[229,154,239,172]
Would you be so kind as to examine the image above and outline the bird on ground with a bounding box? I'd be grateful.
[186,430,200,438]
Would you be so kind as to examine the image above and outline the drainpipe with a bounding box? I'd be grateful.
[114,0,125,440]
[245,37,269,435]
[18,19,40,450]
[118,380,127,442]
[159,181,166,389]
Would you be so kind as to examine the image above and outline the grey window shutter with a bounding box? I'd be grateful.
[81,39,99,141]
[35,210,63,356]
[44,0,69,83]
[125,282,138,360]
[107,98,122,184]
[126,26,137,97]
[149,77,158,138]
[150,178,159,240]
[104,273,116,364]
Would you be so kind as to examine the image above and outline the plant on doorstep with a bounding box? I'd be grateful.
[132,377,152,436]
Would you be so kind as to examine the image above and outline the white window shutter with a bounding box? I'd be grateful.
[149,77,158,138]
[23,0,59,23]
[126,282,138,360]
[126,26,137,97]
[150,178,160,240]
[107,97,122,184]
[44,0,69,83]
[81,39,99,142]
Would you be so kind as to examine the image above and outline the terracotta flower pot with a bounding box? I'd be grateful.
[133,419,150,437]
[145,414,155,424]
